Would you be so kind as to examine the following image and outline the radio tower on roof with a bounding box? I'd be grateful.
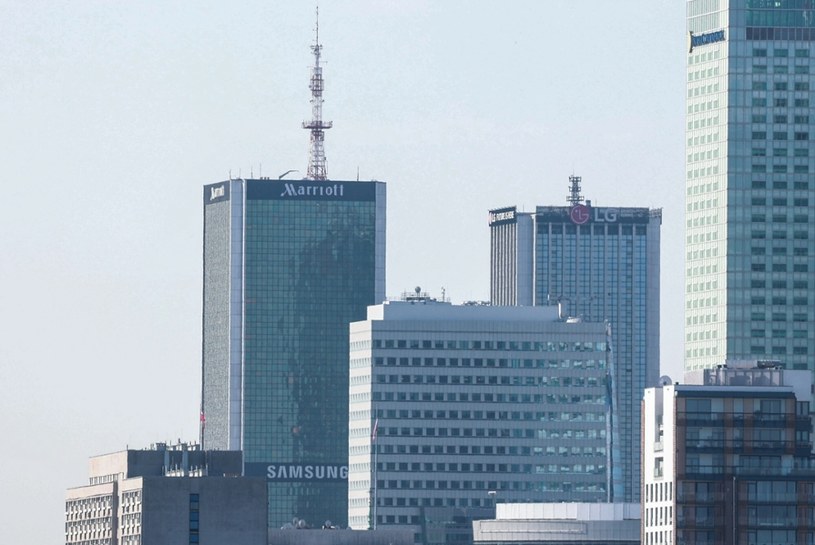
[303,6,332,181]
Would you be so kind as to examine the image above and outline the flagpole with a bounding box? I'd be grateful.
[373,436,378,529]
[371,418,379,530]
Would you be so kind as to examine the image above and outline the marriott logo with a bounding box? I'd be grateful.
[280,183,344,198]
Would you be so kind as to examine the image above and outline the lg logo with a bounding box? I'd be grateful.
[570,205,618,224]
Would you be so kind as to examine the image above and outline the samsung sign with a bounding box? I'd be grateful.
[245,462,348,482]
[688,30,725,53]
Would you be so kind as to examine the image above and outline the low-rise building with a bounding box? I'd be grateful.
[66,442,267,545]
[472,503,640,545]
[643,361,815,545]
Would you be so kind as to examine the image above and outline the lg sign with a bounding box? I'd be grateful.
[570,205,618,224]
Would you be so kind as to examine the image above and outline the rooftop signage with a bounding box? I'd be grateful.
[537,206,653,225]
[203,182,230,204]
[688,29,725,53]
[246,179,377,202]
[488,206,517,226]
[245,462,348,482]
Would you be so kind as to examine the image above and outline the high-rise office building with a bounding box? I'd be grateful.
[685,2,815,371]
[201,14,386,528]
[347,298,616,544]
[65,443,267,545]
[642,361,815,545]
[489,178,662,503]
[202,177,386,528]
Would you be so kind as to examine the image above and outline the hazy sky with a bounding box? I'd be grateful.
[0,2,686,542]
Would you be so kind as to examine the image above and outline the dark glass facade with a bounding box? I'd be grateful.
[202,178,386,528]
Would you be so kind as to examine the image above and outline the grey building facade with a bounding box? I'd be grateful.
[347,300,616,544]
[65,443,267,545]
[684,1,815,371]
[202,178,386,528]
[489,192,662,503]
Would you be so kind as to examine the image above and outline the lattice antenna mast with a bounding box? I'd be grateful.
[567,175,584,205]
[303,6,332,181]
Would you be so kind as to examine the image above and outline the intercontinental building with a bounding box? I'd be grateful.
[489,177,662,503]
[348,299,616,545]
[685,1,815,371]
[202,177,386,528]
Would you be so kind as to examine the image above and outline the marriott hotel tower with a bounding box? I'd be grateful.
[202,178,386,527]
[685,2,815,371]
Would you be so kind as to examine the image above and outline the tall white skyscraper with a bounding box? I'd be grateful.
[685,1,815,371]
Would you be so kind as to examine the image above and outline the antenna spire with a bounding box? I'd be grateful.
[567,175,584,205]
[303,5,332,181]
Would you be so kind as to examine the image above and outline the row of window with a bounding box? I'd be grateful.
[752,47,810,58]
[375,479,607,493]
[373,373,606,387]
[371,356,607,369]
[371,339,607,352]
[366,424,607,439]
[752,130,810,139]
[751,213,810,222]
[370,442,600,457]
[371,391,605,404]
[751,147,810,156]
[371,408,605,421]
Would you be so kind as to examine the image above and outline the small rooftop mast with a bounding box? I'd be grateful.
[567,175,584,205]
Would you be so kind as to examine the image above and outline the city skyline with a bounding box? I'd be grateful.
[1,3,685,544]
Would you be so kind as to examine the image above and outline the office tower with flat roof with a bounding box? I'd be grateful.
[202,14,386,528]
[489,177,662,503]
[642,361,815,545]
[347,299,616,545]
[685,2,815,371]
[202,177,386,529]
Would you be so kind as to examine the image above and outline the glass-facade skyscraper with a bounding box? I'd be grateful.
[202,178,386,528]
[489,198,662,503]
[685,1,815,371]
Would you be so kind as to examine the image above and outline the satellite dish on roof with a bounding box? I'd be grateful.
[659,375,673,386]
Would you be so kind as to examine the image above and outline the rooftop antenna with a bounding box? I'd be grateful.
[303,5,332,181]
[567,174,584,205]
